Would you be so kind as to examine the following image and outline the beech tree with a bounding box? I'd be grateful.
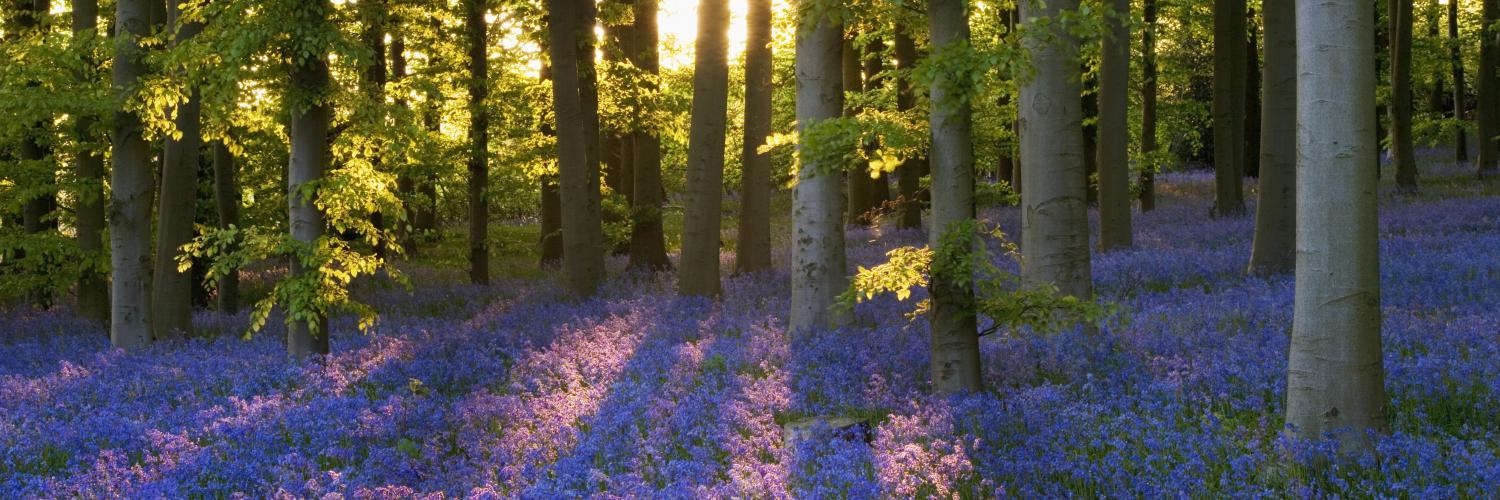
[1248,0,1296,276]
[1390,0,1419,190]
[466,0,490,285]
[1212,0,1247,216]
[1450,0,1468,162]
[1019,0,1092,301]
[789,8,848,333]
[1478,0,1499,175]
[734,0,773,274]
[110,0,156,350]
[1140,0,1158,212]
[550,0,606,296]
[893,27,924,230]
[152,0,204,339]
[679,0,730,297]
[628,0,671,271]
[1285,0,1387,452]
[286,0,334,357]
[73,0,108,323]
[212,142,240,312]
[1097,0,1132,250]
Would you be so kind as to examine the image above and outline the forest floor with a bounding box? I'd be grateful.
[4,158,1500,497]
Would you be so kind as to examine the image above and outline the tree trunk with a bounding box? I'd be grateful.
[1097,0,1132,250]
[1286,0,1387,453]
[735,0,773,274]
[1243,6,1261,179]
[1391,0,1419,189]
[864,36,891,206]
[110,0,155,350]
[927,0,981,394]
[362,0,390,260]
[1020,0,1092,301]
[894,28,924,230]
[1213,0,1248,216]
[1141,0,1158,212]
[1081,79,1098,204]
[1477,0,1499,175]
[1248,0,1296,276]
[212,142,240,312]
[286,1,333,358]
[1451,0,1469,162]
[550,0,607,296]
[18,0,56,311]
[789,12,849,333]
[392,30,417,254]
[150,1,203,340]
[74,0,109,323]
[465,0,490,285]
[679,0,731,297]
[628,0,671,271]
[844,37,877,226]
[538,56,565,268]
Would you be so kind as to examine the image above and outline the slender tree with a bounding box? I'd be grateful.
[628,0,671,270]
[1097,0,1132,250]
[538,51,564,267]
[1020,0,1092,300]
[1391,0,1419,189]
[16,0,56,310]
[1451,0,1469,162]
[362,0,390,260]
[212,142,240,312]
[466,0,490,284]
[864,36,891,206]
[894,27,924,229]
[927,0,981,394]
[1478,0,1499,175]
[1248,0,1296,276]
[550,0,607,296]
[844,36,877,226]
[680,0,731,297]
[735,0,774,274]
[1140,0,1158,212]
[70,0,109,323]
[1286,0,1387,452]
[789,9,848,333]
[152,0,203,339]
[1243,6,1261,178]
[110,0,156,350]
[286,0,334,357]
[1213,0,1248,216]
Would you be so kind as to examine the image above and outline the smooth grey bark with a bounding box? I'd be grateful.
[1097,0,1132,250]
[110,0,155,350]
[843,37,877,226]
[466,0,490,285]
[927,0,981,395]
[152,1,203,340]
[628,0,671,271]
[734,0,773,274]
[212,142,240,312]
[550,0,606,296]
[1478,0,1499,175]
[1248,0,1296,276]
[1019,0,1092,301]
[679,0,730,297]
[1285,0,1387,452]
[1391,0,1419,189]
[1140,0,1158,212]
[789,13,849,333]
[1451,0,1469,162]
[893,28,924,230]
[1213,0,1248,216]
[74,0,108,323]
[286,1,333,358]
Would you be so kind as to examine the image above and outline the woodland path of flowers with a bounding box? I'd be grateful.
[3,167,1500,497]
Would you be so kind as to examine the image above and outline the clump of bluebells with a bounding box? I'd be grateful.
[3,171,1499,497]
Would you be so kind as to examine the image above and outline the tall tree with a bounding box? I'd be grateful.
[735,0,773,274]
[110,0,156,350]
[789,9,848,333]
[1478,0,1499,175]
[679,0,731,297]
[538,51,564,267]
[1247,0,1296,276]
[844,36,877,226]
[1140,0,1158,212]
[628,0,671,270]
[550,0,606,296]
[362,0,390,260]
[212,142,240,312]
[1450,0,1469,162]
[927,0,981,394]
[16,0,56,310]
[152,0,204,339]
[74,0,108,323]
[1390,0,1419,189]
[1020,0,1092,300]
[466,0,490,284]
[894,27,924,230]
[286,0,333,357]
[1213,0,1248,216]
[1286,0,1387,452]
[1097,0,1132,250]
[1243,6,1261,178]
[864,36,891,206]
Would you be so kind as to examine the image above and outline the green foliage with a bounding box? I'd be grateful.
[839,220,1110,337]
